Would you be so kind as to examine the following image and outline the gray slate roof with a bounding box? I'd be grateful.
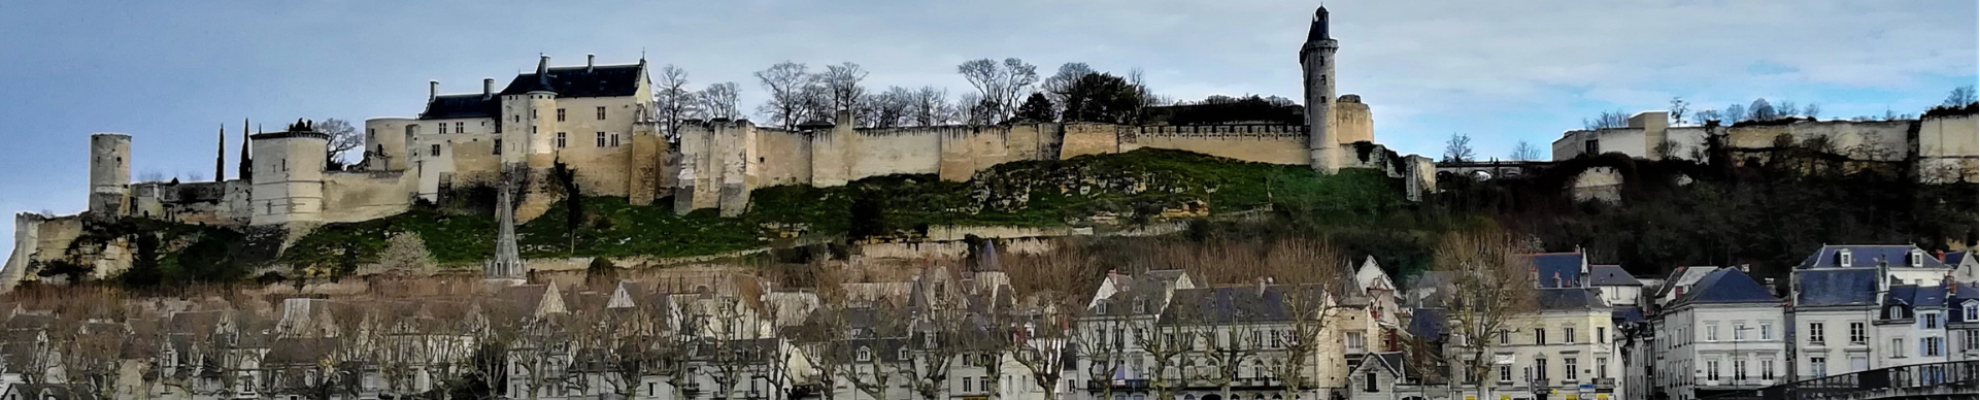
[1588,265,1642,286]
[498,64,645,98]
[1797,245,1946,269]
[1675,268,1778,305]
[1529,253,1585,288]
[1536,288,1605,310]
[1795,269,1879,306]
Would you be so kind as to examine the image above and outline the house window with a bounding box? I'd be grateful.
[1809,323,1825,344]
[898,347,910,361]
[1566,327,1577,344]
[493,139,502,155]
[1734,359,1747,380]
[1924,313,1940,329]
[1839,249,1853,267]
[1535,328,1547,345]
[430,144,440,156]
[1364,372,1378,392]
[557,132,568,148]
[1535,358,1548,381]
[610,133,621,147]
[1096,301,1107,315]
[557,108,566,121]
[1499,330,1509,345]
[1891,338,1906,357]
[1851,322,1866,344]
[1910,251,1923,267]
[1925,337,1943,356]
[1966,301,1978,321]
[1890,306,1905,319]
[1706,360,1720,381]
[1346,332,1365,351]
[1761,358,1775,380]
[596,132,607,147]
[1707,324,1719,341]
[597,106,607,120]
[1734,323,1748,341]
[1498,363,1512,382]
[1596,357,1608,379]
[1598,327,1607,343]
[454,122,464,133]
[1809,357,1827,377]
[965,377,973,392]
[1564,357,1578,381]
[1761,323,1773,340]
[1965,330,1979,351]
[856,347,871,361]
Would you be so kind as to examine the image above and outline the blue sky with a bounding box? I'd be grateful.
[2,0,1975,259]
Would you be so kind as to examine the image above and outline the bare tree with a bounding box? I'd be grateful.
[1724,104,1747,124]
[1668,97,1689,125]
[1427,230,1539,400]
[698,82,743,121]
[956,58,1040,123]
[1775,100,1800,119]
[1252,240,1353,400]
[1945,85,1977,106]
[318,118,362,169]
[1803,103,1821,119]
[957,92,992,126]
[655,65,697,139]
[1044,62,1097,118]
[820,62,870,114]
[755,62,818,127]
[907,86,952,126]
[1443,133,1476,163]
[1693,109,1722,124]
[1510,141,1542,161]
[1000,240,1105,400]
[1582,110,1629,130]
[861,87,915,128]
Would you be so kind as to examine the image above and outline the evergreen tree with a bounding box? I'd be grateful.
[1015,93,1056,122]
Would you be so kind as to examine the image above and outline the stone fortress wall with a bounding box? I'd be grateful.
[1553,110,1980,183]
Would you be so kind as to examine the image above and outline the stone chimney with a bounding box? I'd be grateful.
[483,78,494,99]
[1764,278,1777,296]
[1739,264,1750,273]
[429,80,439,101]
[587,54,596,71]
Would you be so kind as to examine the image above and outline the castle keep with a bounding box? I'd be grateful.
[5,6,1434,286]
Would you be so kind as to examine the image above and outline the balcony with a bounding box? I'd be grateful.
[1086,379,1150,392]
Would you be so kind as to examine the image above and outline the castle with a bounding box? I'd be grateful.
[6,6,1434,286]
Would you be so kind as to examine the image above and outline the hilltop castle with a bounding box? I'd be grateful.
[7,6,1433,285]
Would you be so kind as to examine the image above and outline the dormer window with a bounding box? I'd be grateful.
[1889,306,1904,319]
[898,347,910,361]
[1096,301,1108,314]
[1133,298,1146,314]
[1965,300,1978,321]
[856,347,871,362]
[1909,251,1923,267]
[1839,249,1853,267]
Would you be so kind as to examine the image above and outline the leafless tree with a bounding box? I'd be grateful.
[1582,110,1629,130]
[1443,133,1475,162]
[956,58,1040,123]
[1724,104,1747,124]
[756,62,819,127]
[1000,241,1105,400]
[1693,109,1722,124]
[908,86,952,126]
[1945,85,1977,106]
[1510,141,1542,161]
[1427,230,1539,400]
[1668,97,1689,125]
[861,87,915,128]
[905,304,975,400]
[1251,240,1352,400]
[1044,62,1096,117]
[319,118,362,169]
[697,82,744,121]
[1803,103,1821,119]
[821,62,870,114]
[655,65,697,139]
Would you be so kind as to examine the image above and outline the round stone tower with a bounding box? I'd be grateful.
[87,133,132,215]
[248,120,330,226]
[1300,6,1341,174]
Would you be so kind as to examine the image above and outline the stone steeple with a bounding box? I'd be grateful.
[485,169,527,285]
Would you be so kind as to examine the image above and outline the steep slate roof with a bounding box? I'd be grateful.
[1536,288,1604,310]
[1528,253,1584,287]
[498,64,645,98]
[1093,269,1189,317]
[1952,284,1978,324]
[1159,286,1290,325]
[1795,269,1880,306]
[1675,268,1777,305]
[1612,307,1646,325]
[1947,251,1969,266]
[1355,352,1408,375]
[1588,265,1642,286]
[1797,245,1946,269]
[1653,266,1721,299]
[420,94,501,120]
[1407,308,1446,339]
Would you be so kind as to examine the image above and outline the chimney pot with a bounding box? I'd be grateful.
[483,78,494,98]
[429,80,439,101]
[587,54,596,71]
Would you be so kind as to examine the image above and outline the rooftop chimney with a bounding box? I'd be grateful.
[587,54,596,71]
[429,80,439,101]
[1764,278,1777,295]
[483,78,494,99]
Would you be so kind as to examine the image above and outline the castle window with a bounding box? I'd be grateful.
[454,122,464,133]
[430,144,440,156]
[610,133,621,148]
[557,108,566,122]
[597,106,607,120]
[493,139,502,155]
[407,125,419,136]
[596,132,606,148]
[557,132,567,148]
[1584,140,1598,155]
[367,128,375,142]
[436,123,445,133]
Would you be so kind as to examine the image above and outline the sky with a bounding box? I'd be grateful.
[1,0,1975,260]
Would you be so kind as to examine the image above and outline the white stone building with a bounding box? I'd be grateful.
[1647,267,1785,400]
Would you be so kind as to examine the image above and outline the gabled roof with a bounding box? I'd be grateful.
[1158,286,1290,325]
[1537,288,1605,310]
[1795,268,1879,306]
[1588,265,1641,286]
[1528,252,1584,288]
[420,94,501,120]
[1353,351,1408,376]
[1951,284,1978,323]
[1947,251,1969,266]
[1797,245,1945,269]
[1675,268,1778,305]
[498,64,645,98]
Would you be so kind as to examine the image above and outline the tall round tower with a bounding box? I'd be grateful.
[87,133,132,215]
[1300,6,1341,174]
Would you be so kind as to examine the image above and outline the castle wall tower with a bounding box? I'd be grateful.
[1300,6,1341,174]
[87,133,132,216]
[362,117,417,171]
[248,121,330,226]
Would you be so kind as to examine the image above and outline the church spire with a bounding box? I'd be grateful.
[486,167,527,285]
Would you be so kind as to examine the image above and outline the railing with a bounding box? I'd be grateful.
[1700,360,1977,400]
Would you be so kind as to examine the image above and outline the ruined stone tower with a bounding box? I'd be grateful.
[87,133,132,216]
[1300,6,1341,174]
